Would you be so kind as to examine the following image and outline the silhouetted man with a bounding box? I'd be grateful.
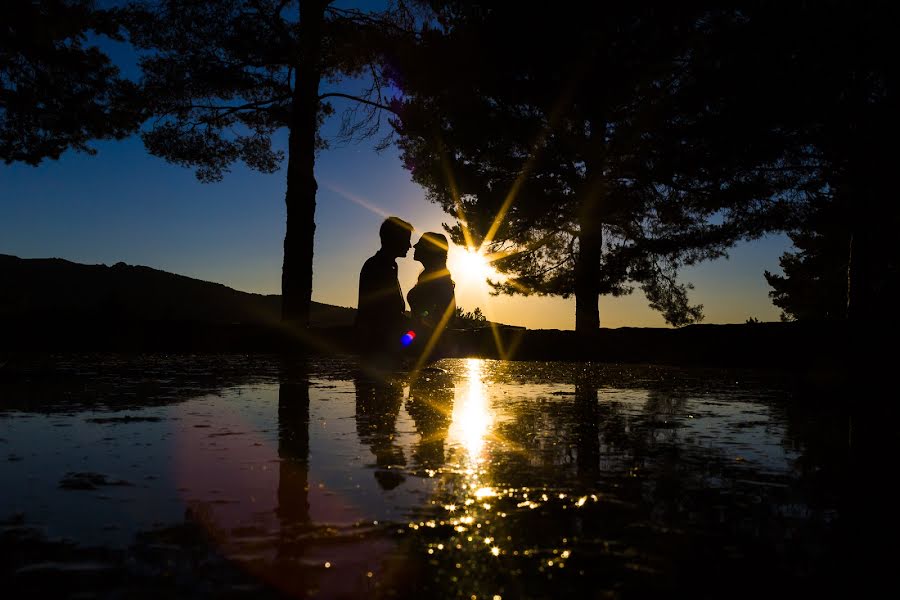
[356,216,412,358]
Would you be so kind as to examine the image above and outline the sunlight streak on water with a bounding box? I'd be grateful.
[447,359,493,462]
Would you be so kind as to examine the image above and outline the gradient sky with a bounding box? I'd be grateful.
[0,3,792,330]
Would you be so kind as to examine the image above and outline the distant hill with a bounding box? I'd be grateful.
[0,254,357,327]
[0,256,852,369]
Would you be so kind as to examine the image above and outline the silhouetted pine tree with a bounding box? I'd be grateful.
[765,195,851,321]
[739,2,898,323]
[126,0,411,325]
[1,0,142,164]
[391,4,806,330]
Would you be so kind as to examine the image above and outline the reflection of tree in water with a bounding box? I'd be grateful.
[634,386,697,530]
[276,363,311,560]
[398,369,661,599]
[578,379,692,483]
[0,354,280,413]
[573,375,601,481]
[406,372,454,473]
[274,365,408,597]
[777,385,852,580]
[432,366,848,597]
[641,385,688,431]
[780,387,851,510]
[354,373,406,490]
[491,373,640,486]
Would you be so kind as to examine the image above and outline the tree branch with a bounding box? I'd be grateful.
[318,92,396,113]
[324,5,421,38]
[187,95,292,113]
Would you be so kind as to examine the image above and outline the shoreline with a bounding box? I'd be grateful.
[1,319,852,370]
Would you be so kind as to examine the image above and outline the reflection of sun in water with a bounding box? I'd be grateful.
[447,246,501,295]
[448,358,493,461]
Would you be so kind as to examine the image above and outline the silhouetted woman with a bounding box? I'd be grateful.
[407,232,456,350]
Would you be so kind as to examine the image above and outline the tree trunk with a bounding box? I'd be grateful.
[575,123,607,334]
[282,1,326,326]
[845,158,878,324]
[845,231,865,321]
[575,201,603,333]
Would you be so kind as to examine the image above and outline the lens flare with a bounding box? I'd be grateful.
[448,247,498,292]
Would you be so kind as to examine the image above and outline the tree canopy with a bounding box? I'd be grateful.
[126,0,402,182]
[391,4,808,329]
[126,0,405,324]
[765,194,851,322]
[747,2,898,321]
[1,0,142,165]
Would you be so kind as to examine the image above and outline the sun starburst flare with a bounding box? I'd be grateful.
[447,246,503,293]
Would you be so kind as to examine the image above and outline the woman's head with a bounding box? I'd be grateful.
[413,232,449,267]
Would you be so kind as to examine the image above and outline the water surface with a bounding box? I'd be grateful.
[0,356,850,598]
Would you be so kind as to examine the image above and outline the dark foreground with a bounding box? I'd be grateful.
[0,354,883,598]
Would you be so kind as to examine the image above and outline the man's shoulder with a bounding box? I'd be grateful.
[360,252,394,277]
[361,252,381,269]
[360,253,376,270]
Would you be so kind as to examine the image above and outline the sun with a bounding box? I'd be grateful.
[447,246,499,293]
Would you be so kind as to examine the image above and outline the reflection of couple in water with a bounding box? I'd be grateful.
[356,216,456,364]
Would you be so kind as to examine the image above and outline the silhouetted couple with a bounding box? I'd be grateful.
[356,216,456,365]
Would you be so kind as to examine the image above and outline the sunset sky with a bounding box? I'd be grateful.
[0,2,793,330]
[0,115,790,330]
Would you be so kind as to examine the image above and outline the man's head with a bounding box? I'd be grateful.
[380,216,413,258]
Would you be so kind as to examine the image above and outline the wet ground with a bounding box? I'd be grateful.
[0,355,856,598]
